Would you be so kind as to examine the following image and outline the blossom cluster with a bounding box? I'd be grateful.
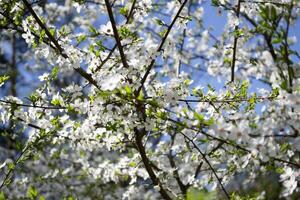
[0,0,299,199]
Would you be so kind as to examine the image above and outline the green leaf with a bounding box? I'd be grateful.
[234,28,244,37]
[88,25,99,37]
[59,26,68,36]
[184,79,192,86]
[137,91,144,101]
[270,6,277,21]
[280,143,290,153]
[88,44,95,53]
[159,29,167,37]
[204,117,215,126]
[39,29,46,44]
[192,88,204,97]
[0,75,9,87]
[259,6,268,20]
[155,18,165,26]
[0,192,5,200]
[194,112,204,122]
[89,94,95,102]
[95,40,105,51]
[7,163,15,171]
[187,188,216,200]
[276,167,284,174]
[119,7,129,16]
[271,37,282,44]
[269,87,279,99]
[223,57,232,65]
[211,0,220,7]
[29,92,40,103]
[51,98,61,106]
[124,85,132,95]
[76,34,86,44]
[240,80,249,98]
[246,93,256,111]
[39,196,45,200]
[50,117,60,128]
[225,90,231,98]
[207,84,215,92]
[128,161,136,167]
[74,122,81,130]
[51,66,59,79]
[49,28,55,37]
[156,110,167,120]
[118,26,134,39]
[280,80,288,90]
[15,140,23,151]
[249,121,257,129]
[27,185,38,199]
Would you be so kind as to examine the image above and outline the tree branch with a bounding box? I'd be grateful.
[21,0,99,89]
[166,117,300,169]
[230,0,241,82]
[136,0,188,95]
[95,0,137,72]
[104,0,129,69]
[284,2,294,93]
[0,99,66,110]
[168,132,188,194]
[134,128,172,200]
[180,131,230,199]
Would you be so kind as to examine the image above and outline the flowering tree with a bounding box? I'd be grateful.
[0,0,300,199]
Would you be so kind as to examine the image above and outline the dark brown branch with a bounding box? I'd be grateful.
[0,144,30,189]
[166,117,300,169]
[177,96,273,103]
[10,34,17,96]
[177,1,192,76]
[208,142,225,156]
[194,161,203,179]
[168,133,188,194]
[94,0,136,72]
[136,0,188,95]
[104,0,129,69]
[94,45,117,72]
[284,2,294,93]
[134,128,172,200]
[231,0,241,82]
[240,0,297,7]
[180,131,230,199]
[226,1,295,88]
[221,3,278,61]
[21,0,99,89]
[17,117,43,130]
[166,117,249,152]
[0,99,66,110]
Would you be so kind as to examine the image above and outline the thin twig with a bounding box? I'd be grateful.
[134,128,173,200]
[180,131,230,199]
[0,99,66,109]
[21,0,99,89]
[104,0,129,69]
[168,132,188,194]
[0,145,30,189]
[166,117,300,168]
[136,0,188,95]
[94,0,137,72]
[231,0,241,82]
[284,2,294,93]
[177,96,273,103]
